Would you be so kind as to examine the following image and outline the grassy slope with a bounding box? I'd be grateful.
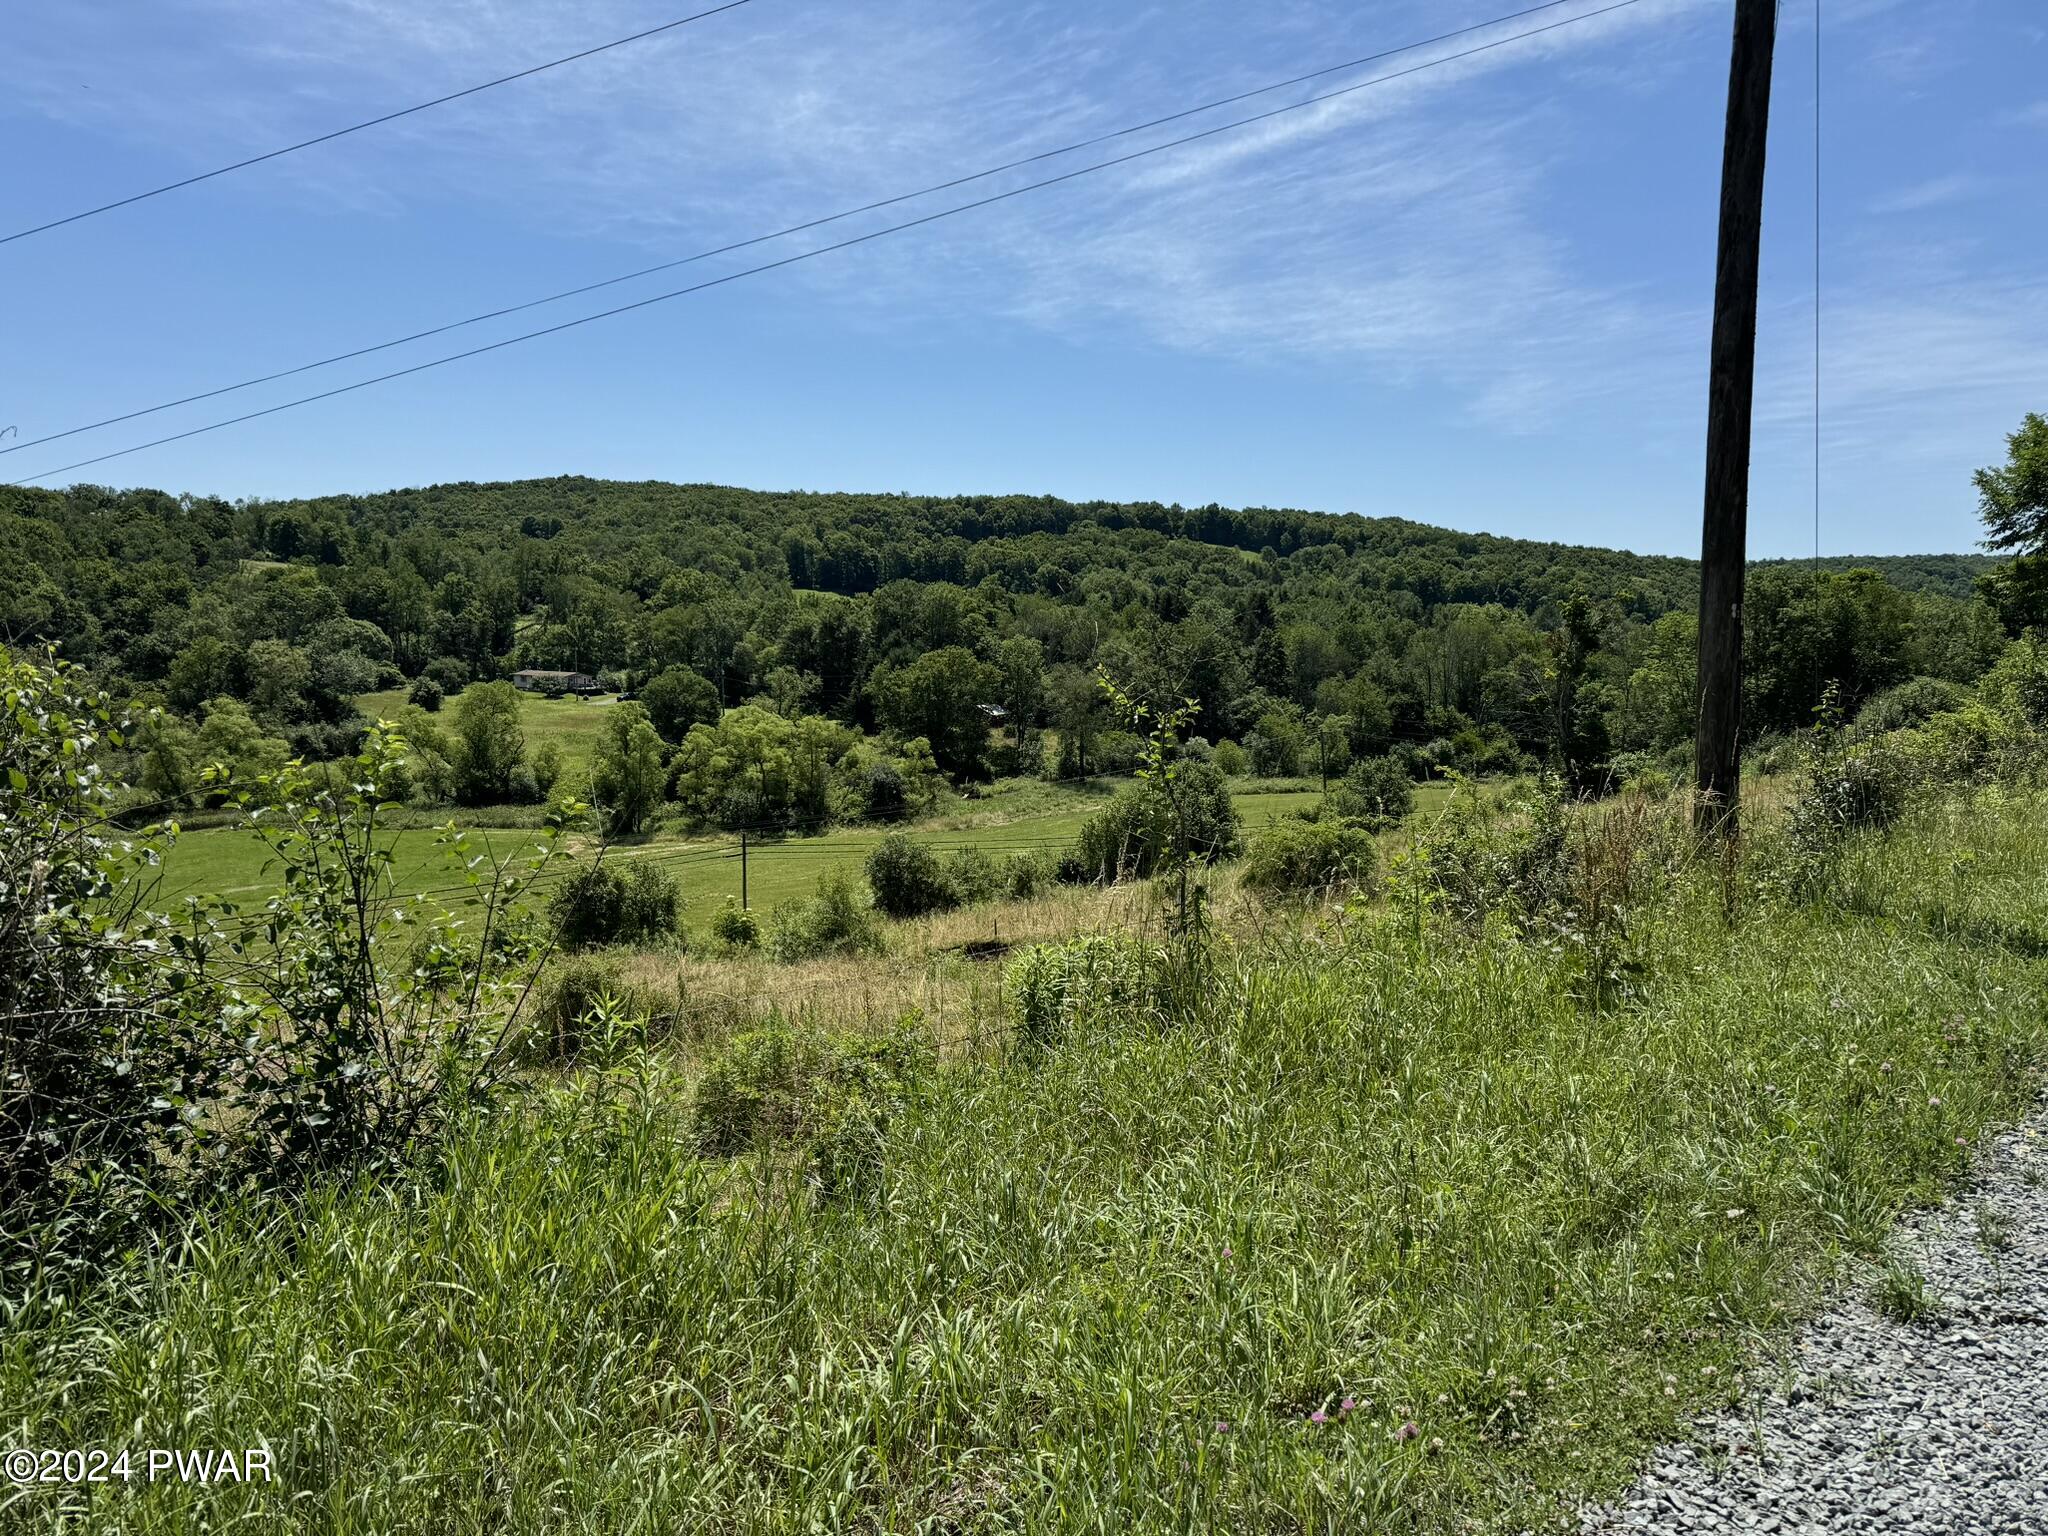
[355,684,617,783]
[150,777,1384,927]
[6,791,2045,1532]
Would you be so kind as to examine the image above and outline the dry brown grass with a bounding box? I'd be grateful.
[605,863,1332,1059]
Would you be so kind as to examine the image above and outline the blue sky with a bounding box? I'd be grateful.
[4,0,2043,557]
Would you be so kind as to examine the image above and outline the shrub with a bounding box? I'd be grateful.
[1795,735,1913,837]
[422,656,470,693]
[1006,935,1154,1049]
[532,955,671,1062]
[1855,677,1969,737]
[1401,777,1572,926]
[1780,730,1918,901]
[1005,850,1057,901]
[1071,789,1162,882]
[1069,758,1240,883]
[548,861,685,949]
[2,657,229,1247]
[865,835,958,919]
[710,897,761,951]
[1242,814,1378,900]
[1979,634,2048,733]
[1212,739,1248,777]
[692,1018,932,1197]
[1090,730,1145,775]
[766,870,883,962]
[1328,752,1414,829]
[943,847,1005,906]
[408,676,445,712]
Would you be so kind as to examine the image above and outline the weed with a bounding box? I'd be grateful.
[1871,1258,1943,1325]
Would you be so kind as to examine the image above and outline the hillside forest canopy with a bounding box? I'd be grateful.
[0,471,2018,822]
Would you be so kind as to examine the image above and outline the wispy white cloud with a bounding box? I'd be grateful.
[4,0,2033,513]
[1868,173,1985,214]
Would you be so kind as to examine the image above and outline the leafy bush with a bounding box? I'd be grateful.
[1328,752,1414,829]
[1212,739,1249,776]
[1979,634,2048,733]
[1400,778,1572,926]
[2,656,226,1249]
[1005,850,1057,901]
[1242,814,1378,900]
[1854,677,1969,737]
[548,861,685,949]
[532,955,672,1062]
[1006,936,1155,1049]
[766,871,883,962]
[1794,735,1913,838]
[943,847,1005,906]
[865,834,958,919]
[692,1018,932,1197]
[710,897,761,951]
[1069,759,1240,883]
[407,676,445,712]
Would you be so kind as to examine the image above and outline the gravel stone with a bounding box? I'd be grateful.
[1580,1116,2048,1535]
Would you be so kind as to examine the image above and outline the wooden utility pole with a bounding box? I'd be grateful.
[1694,0,1778,837]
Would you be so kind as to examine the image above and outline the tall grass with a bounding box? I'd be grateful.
[4,791,2045,1532]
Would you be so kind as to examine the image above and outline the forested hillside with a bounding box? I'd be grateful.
[0,477,2005,803]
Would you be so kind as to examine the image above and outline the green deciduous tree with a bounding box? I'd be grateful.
[640,666,720,744]
[1975,412,2048,556]
[590,702,668,836]
[871,647,1001,780]
[449,681,527,806]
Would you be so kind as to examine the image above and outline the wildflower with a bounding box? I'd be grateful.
[1928,1096,1942,1108]
[1395,1421,1421,1444]
[1309,1409,1328,1424]
[1700,1366,1717,1378]
[1339,1396,1356,1416]
[1956,1136,1967,1147]
[1215,1421,1230,1434]
[1221,1246,1233,1260]
[1663,1385,1676,1399]
[1879,1061,1893,1074]
[1726,1207,1746,1219]
[1429,1436,1445,1453]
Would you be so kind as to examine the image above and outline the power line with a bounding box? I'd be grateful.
[0,1,756,248]
[7,0,1647,487]
[0,0,1596,459]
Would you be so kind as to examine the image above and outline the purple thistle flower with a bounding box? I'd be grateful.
[1340,1396,1357,1415]
[1309,1409,1328,1424]
[1215,1420,1230,1434]
[1396,1420,1421,1443]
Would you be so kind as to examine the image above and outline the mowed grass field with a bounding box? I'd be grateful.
[150,775,1442,930]
[355,684,620,783]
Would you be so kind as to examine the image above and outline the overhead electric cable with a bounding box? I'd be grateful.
[1814,0,1823,565]
[3,0,1599,460]
[7,0,1644,487]
[0,0,755,246]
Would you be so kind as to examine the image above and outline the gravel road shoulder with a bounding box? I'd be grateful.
[1580,1113,2048,1535]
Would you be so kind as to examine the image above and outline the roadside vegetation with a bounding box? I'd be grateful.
[4,419,2046,1531]
[5,617,2047,1531]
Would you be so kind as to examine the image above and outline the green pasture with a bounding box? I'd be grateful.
[355,684,621,784]
[150,777,1442,931]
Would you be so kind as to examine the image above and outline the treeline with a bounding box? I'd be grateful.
[0,476,2011,801]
